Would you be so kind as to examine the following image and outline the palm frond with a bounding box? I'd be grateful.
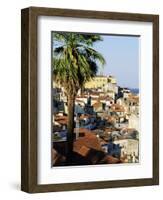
[52,32,106,94]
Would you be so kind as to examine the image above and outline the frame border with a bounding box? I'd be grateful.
[21,7,159,193]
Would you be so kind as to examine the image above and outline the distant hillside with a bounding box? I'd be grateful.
[130,88,139,94]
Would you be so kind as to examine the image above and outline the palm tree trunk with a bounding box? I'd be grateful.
[66,95,75,163]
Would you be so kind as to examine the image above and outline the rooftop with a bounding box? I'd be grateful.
[111,104,125,112]
[92,101,103,109]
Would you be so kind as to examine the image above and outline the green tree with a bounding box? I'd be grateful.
[52,32,105,162]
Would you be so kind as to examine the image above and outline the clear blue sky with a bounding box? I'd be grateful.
[94,35,140,89]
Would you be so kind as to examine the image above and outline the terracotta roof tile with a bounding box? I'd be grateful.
[73,129,102,153]
[78,146,90,157]
[111,104,125,112]
[92,101,102,108]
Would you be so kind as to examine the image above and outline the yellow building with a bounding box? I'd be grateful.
[108,75,117,84]
[84,76,108,89]
[84,75,117,89]
[53,74,117,91]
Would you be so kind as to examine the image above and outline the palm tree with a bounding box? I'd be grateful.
[52,32,105,162]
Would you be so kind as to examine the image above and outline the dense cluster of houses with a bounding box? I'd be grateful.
[52,75,139,166]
